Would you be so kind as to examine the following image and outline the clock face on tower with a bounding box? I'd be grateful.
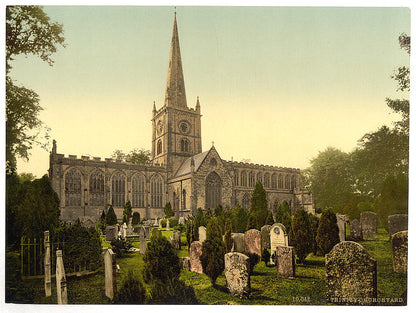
[178,120,191,134]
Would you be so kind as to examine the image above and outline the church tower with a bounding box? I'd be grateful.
[151,13,202,176]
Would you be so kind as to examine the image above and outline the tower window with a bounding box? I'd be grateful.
[157,139,162,155]
[180,138,190,152]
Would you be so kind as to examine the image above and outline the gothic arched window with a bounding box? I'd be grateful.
[112,172,125,207]
[271,173,277,189]
[180,138,190,152]
[65,168,81,206]
[241,171,247,187]
[205,172,222,210]
[132,174,146,207]
[182,189,187,210]
[150,174,163,208]
[264,173,270,188]
[248,171,255,187]
[234,170,239,186]
[291,175,297,190]
[284,174,290,189]
[89,170,104,206]
[278,174,283,189]
[157,139,162,155]
[242,193,250,209]
[256,172,262,184]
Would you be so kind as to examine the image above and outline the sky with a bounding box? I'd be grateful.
[9,5,411,178]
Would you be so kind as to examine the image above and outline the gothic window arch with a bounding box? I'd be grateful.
[278,174,283,189]
[271,173,277,189]
[248,171,255,187]
[242,193,250,209]
[180,138,190,152]
[284,174,290,189]
[182,189,187,210]
[209,157,217,166]
[157,139,162,155]
[112,172,126,207]
[241,171,247,187]
[132,173,146,207]
[291,175,297,190]
[89,170,104,206]
[256,172,262,184]
[65,168,81,206]
[264,173,270,188]
[234,170,239,186]
[205,172,222,209]
[150,174,163,208]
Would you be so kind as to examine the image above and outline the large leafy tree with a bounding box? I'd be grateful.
[112,148,151,164]
[6,6,65,171]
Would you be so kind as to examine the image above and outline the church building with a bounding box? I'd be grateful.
[48,13,314,222]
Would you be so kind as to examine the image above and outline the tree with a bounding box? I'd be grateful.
[186,219,199,247]
[309,213,320,255]
[274,201,292,235]
[105,205,118,225]
[289,209,314,263]
[315,209,339,255]
[224,218,233,252]
[200,218,226,285]
[246,213,258,230]
[195,208,207,227]
[17,172,36,183]
[265,211,274,225]
[112,148,150,164]
[6,6,65,171]
[250,182,268,226]
[132,212,140,225]
[164,202,174,218]
[122,200,132,224]
[231,206,249,233]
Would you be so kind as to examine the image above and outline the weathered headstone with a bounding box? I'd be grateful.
[140,227,146,255]
[44,231,51,297]
[122,222,128,239]
[260,225,272,250]
[270,223,288,264]
[336,214,348,242]
[104,249,117,299]
[56,250,68,304]
[360,211,377,240]
[189,241,203,274]
[179,257,191,271]
[178,216,185,225]
[388,214,408,238]
[105,225,118,242]
[198,226,207,242]
[153,217,159,227]
[224,252,251,298]
[326,241,377,305]
[349,219,362,241]
[231,233,245,253]
[158,218,163,229]
[392,230,408,273]
[244,229,261,257]
[166,219,170,231]
[170,230,181,250]
[276,246,295,278]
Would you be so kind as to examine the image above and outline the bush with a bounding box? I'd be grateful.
[168,217,179,228]
[316,208,339,255]
[247,213,258,230]
[250,182,269,226]
[149,279,198,304]
[132,212,140,225]
[122,200,132,224]
[265,211,274,225]
[186,219,199,247]
[224,218,233,252]
[275,201,292,234]
[5,250,34,303]
[111,238,133,258]
[231,206,249,233]
[289,208,314,264]
[164,202,174,218]
[247,253,260,275]
[105,205,118,225]
[261,248,271,266]
[114,271,146,304]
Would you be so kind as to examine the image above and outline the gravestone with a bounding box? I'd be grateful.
[179,216,185,225]
[326,241,377,305]
[231,233,245,253]
[158,218,163,229]
[270,223,288,264]
[105,225,118,242]
[392,230,408,273]
[199,226,207,242]
[276,246,295,278]
[189,241,203,273]
[166,219,170,231]
[104,249,117,299]
[349,219,362,241]
[153,217,159,227]
[336,214,348,242]
[143,226,151,239]
[122,222,128,239]
[388,214,408,238]
[170,230,181,250]
[56,250,68,304]
[360,211,377,240]
[44,231,51,297]
[224,252,251,298]
[244,229,261,257]
[139,227,146,255]
[260,225,272,250]
[179,257,191,271]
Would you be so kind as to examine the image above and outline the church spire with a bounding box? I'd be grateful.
[164,12,187,108]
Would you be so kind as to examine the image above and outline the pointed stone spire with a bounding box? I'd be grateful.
[165,12,187,108]
[153,101,157,115]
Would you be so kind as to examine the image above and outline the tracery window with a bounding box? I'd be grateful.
[65,168,81,206]
[150,174,163,208]
[157,139,162,155]
[112,172,125,207]
[264,173,270,188]
[248,171,255,187]
[89,170,104,206]
[278,174,283,189]
[205,172,222,209]
[132,174,146,207]
[271,173,277,189]
[256,172,262,184]
[182,189,187,210]
[242,193,250,209]
[291,175,297,190]
[180,138,190,152]
[234,170,239,186]
[284,174,290,189]
[240,171,247,187]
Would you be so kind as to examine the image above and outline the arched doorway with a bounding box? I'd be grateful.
[205,172,222,210]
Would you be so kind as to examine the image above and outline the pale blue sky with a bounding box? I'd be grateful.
[10,6,410,177]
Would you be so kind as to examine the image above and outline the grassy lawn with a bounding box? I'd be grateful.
[17,227,406,305]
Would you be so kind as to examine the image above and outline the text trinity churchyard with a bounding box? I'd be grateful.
[5,6,408,306]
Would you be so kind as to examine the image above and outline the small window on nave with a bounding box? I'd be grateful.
[248,172,255,187]
[240,171,247,187]
[132,174,146,208]
[112,172,126,207]
[150,174,163,208]
[89,170,104,206]
[264,173,270,188]
[65,168,82,206]
[242,193,250,209]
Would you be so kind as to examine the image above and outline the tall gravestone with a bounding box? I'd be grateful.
[392,230,408,273]
[276,246,295,278]
[260,225,272,250]
[170,230,181,250]
[336,214,348,242]
[231,233,245,253]
[349,219,362,241]
[178,216,185,225]
[189,241,203,274]
[326,241,377,305]
[56,250,68,304]
[158,218,163,229]
[105,225,118,242]
[104,249,117,299]
[44,231,51,297]
[139,227,146,255]
[154,217,159,227]
[360,211,377,240]
[270,223,288,264]
[166,219,170,231]
[122,222,128,239]
[198,226,207,242]
[388,214,408,238]
[244,229,261,257]
[224,252,251,298]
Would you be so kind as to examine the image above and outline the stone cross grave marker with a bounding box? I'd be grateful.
[336,214,348,242]
[224,252,251,298]
[392,230,408,273]
[360,211,377,240]
[231,233,245,253]
[244,229,261,257]
[326,241,377,305]
[104,248,117,299]
[388,214,408,238]
[270,223,288,264]
[260,225,272,250]
[56,250,68,304]
[166,219,170,230]
[275,246,295,278]
[349,219,362,241]
[44,231,51,297]
[189,241,203,274]
[198,226,207,242]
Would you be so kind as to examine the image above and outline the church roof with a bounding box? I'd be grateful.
[174,150,210,177]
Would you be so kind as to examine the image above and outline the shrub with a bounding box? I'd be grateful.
[114,271,146,304]
[224,218,233,252]
[265,211,274,225]
[132,212,140,225]
[289,208,314,263]
[247,213,258,230]
[231,206,249,233]
[247,253,260,275]
[309,213,320,255]
[195,208,206,227]
[214,205,224,216]
[111,238,133,258]
[185,219,198,247]
[105,205,118,225]
[164,202,174,218]
[168,217,179,228]
[250,182,268,226]
[275,201,292,234]
[261,248,270,266]
[316,208,339,255]
[149,279,198,304]
[122,200,132,224]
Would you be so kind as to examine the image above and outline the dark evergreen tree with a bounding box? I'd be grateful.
[247,213,258,230]
[289,208,314,263]
[114,271,146,304]
[122,200,132,224]
[261,248,271,266]
[224,218,233,252]
[132,212,140,225]
[186,219,199,248]
[195,208,206,227]
[164,202,174,218]
[100,210,106,221]
[250,182,268,226]
[275,201,292,234]
[265,211,274,225]
[214,205,224,216]
[231,206,249,233]
[309,213,320,255]
[105,205,118,225]
[316,208,340,255]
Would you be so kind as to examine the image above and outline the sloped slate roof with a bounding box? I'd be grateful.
[174,150,210,177]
